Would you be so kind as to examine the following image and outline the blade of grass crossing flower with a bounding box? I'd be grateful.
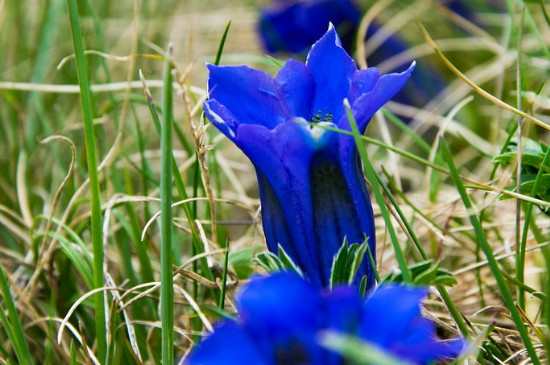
[320,332,413,365]
[64,0,106,361]
[0,263,33,365]
[378,167,469,337]
[344,101,411,282]
[160,44,175,365]
[440,137,541,364]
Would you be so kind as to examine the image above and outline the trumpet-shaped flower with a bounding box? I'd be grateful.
[204,25,414,288]
[185,273,466,365]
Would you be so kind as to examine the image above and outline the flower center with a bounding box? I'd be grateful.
[310,110,333,125]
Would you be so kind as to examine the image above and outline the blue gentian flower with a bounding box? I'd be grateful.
[204,26,414,288]
[185,273,466,365]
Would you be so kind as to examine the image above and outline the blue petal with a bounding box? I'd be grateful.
[323,286,363,332]
[334,152,377,288]
[203,99,239,142]
[310,155,374,286]
[237,273,323,341]
[392,333,467,363]
[206,64,288,130]
[339,61,416,133]
[274,58,314,118]
[185,323,270,365]
[318,287,363,365]
[234,123,323,286]
[306,25,358,122]
[359,285,466,364]
[359,285,428,346]
[348,67,381,104]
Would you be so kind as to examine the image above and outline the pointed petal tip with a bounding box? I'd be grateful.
[307,21,345,64]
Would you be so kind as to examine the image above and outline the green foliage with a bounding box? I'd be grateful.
[330,238,369,288]
[382,260,458,287]
[495,138,550,215]
[255,244,304,276]
[229,247,255,279]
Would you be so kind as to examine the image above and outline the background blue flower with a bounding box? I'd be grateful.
[258,0,360,54]
[204,26,414,288]
[185,273,466,365]
[256,0,502,112]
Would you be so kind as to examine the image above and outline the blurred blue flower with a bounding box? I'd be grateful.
[185,273,466,365]
[204,26,414,288]
[257,0,502,112]
[258,0,361,54]
[257,0,440,110]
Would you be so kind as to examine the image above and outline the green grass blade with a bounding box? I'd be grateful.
[440,137,541,364]
[344,101,411,282]
[160,44,175,365]
[515,7,526,310]
[320,332,412,365]
[377,168,470,337]
[64,0,106,361]
[139,70,217,293]
[214,21,231,66]
[218,241,230,310]
[0,263,33,365]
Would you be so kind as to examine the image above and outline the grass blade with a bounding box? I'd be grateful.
[440,137,541,364]
[64,0,106,361]
[214,21,231,66]
[0,263,33,365]
[160,44,175,365]
[344,100,411,282]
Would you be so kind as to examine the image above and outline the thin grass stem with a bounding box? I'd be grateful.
[64,0,106,361]
[160,44,175,365]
